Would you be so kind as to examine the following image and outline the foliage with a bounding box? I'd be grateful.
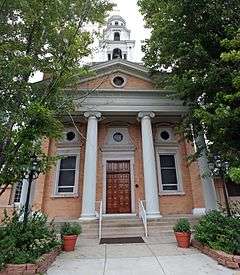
[0,209,61,269]
[0,0,113,192]
[173,218,191,233]
[218,200,240,217]
[138,0,240,181]
[60,222,82,236]
[194,210,240,255]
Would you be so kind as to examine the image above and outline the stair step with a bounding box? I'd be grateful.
[53,215,199,240]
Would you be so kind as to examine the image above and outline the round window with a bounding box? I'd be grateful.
[112,76,125,87]
[66,131,76,141]
[160,130,170,141]
[113,132,123,142]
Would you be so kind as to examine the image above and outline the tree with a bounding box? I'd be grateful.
[138,0,240,181]
[0,0,113,195]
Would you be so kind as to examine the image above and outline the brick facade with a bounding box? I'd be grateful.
[0,122,207,221]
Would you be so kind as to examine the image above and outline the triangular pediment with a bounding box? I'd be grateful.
[72,59,157,91]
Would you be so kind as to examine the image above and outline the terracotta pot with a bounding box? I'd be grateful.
[174,232,191,248]
[63,235,78,251]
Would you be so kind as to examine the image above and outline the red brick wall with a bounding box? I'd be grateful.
[0,186,14,220]
[32,125,86,220]
[77,72,155,90]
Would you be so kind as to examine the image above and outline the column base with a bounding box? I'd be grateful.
[192,208,206,216]
[147,212,162,219]
[79,214,97,221]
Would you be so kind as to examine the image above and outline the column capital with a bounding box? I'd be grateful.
[84,111,102,119]
[138,111,155,120]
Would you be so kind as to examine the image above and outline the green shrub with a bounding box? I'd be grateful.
[0,209,61,270]
[173,218,191,233]
[60,222,81,236]
[194,210,240,255]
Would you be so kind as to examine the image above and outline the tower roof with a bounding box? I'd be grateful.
[107,15,126,27]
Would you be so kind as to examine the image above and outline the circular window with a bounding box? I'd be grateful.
[160,130,170,141]
[112,76,125,87]
[113,132,123,142]
[66,131,76,141]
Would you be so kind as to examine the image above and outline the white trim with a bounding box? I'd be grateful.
[159,192,185,196]
[192,208,206,216]
[102,151,135,214]
[91,59,149,74]
[58,127,80,146]
[157,127,174,143]
[77,68,152,85]
[155,147,184,194]
[53,148,80,197]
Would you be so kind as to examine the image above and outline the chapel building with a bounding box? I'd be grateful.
[1,15,233,222]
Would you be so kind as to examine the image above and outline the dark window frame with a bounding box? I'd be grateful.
[56,155,78,194]
[14,181,23,203]
[159,154,179,191]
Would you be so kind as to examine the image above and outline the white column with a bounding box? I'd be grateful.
[195,132,217,212]
[138,112,161,218]
[80,112,101,220]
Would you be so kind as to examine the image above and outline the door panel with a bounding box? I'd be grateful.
[106,161,131,214]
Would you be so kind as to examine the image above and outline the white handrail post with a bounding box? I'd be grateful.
[98,201,103,240]
[139,200,148,237]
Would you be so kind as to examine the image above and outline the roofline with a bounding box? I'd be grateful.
[90,59,149,74]
[75,67,153,85]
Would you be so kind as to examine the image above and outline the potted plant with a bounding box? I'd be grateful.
[60,222,81,252]
[173,218,191,248]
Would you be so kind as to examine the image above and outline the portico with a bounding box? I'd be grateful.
[80,109,164,220]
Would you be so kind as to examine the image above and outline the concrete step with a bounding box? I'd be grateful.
[52,214,199,240]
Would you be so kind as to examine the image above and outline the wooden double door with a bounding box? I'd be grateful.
[106,160,132,214]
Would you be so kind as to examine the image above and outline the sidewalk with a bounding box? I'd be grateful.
[47,237,236,275]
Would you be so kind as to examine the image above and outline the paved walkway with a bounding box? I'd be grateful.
[47,237,237,275]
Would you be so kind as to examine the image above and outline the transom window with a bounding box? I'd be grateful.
[66,131,76,141]
[57,156,77,193]
[159,154,178,191]
[160,130,170,141]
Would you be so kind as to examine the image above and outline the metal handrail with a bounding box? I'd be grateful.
[96,200,103,240]
[139,200,148,237]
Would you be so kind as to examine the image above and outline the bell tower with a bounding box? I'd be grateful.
[99,15,135,61]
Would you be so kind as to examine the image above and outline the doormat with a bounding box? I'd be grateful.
[100,236,145,244]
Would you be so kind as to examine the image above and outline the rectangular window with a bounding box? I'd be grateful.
[159,154,178,191]
[14,181,23,203]
[57,156,77,193]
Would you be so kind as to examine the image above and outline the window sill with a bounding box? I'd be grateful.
[159,192,185,196]
[51,194,79,198]
[0,204,15,208]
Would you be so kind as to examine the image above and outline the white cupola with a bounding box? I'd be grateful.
[99,15,135,62]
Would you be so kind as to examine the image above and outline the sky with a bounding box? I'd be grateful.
[31,0,150,82]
